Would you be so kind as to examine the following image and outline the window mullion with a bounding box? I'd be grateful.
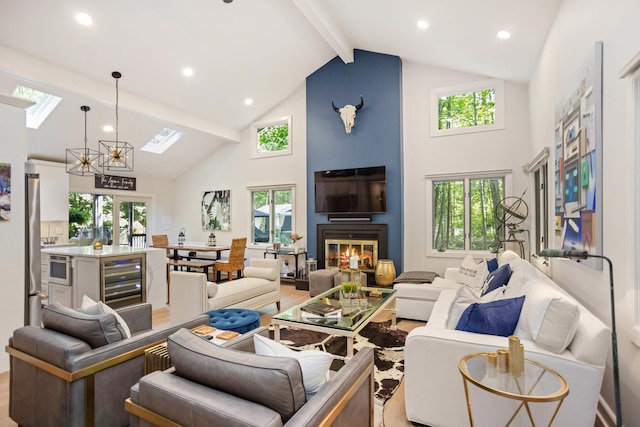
[464,180,471,251]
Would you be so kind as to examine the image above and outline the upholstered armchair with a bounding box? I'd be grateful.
[7,303,209,427]
[213,237,247,282]
[126,327,375,427]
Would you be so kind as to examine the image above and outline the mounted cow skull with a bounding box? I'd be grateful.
[332,96,364,133]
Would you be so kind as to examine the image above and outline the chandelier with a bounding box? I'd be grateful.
[100,71,134,172]
[66,105,103,176]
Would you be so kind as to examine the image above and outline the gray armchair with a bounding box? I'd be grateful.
[7,303,209,427]
[126,327,375,427]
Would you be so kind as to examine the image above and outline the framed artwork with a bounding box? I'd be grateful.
[202,190,231,231]
[0,162,10,221]
[553,42,603,270]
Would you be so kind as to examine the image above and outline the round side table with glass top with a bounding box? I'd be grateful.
[458,352,569,427]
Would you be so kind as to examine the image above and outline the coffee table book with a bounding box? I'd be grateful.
[301,301,342,317]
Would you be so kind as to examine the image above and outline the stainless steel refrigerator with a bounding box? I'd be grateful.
[25,173,41,326]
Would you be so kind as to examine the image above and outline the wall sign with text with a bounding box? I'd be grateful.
[95,174,136,191]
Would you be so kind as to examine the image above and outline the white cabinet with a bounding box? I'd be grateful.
[26,160,69,221]
[49,284,72,307]
[73,257,100,308]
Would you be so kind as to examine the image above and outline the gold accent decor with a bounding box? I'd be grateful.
[375,259,396,286]
[124,399,183,427]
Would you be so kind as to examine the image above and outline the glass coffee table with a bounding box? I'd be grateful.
[459,352,569,426]
[272,286,397,359]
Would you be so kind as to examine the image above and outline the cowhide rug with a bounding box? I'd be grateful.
[269,320,406,426]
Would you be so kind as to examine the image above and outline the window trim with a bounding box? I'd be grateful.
[430,79,505,138]
[524,148,550,274]
[425,169,512,258]
[250,115,292,159]
[247,183,296,247]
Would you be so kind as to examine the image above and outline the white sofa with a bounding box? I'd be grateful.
[403,251,610,427]
[169,258,281,323]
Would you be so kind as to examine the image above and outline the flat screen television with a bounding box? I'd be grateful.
[314,166,386,213]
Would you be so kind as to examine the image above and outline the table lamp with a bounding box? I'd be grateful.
[539,249,622,427]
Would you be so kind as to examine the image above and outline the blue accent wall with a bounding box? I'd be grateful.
[306,50,403,272]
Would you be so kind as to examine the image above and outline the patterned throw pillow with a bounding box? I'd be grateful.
[457,254,489,290]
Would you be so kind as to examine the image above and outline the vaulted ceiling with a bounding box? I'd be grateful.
[0,0,562,179]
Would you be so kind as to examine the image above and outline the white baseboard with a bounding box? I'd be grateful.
[596,395,616,427]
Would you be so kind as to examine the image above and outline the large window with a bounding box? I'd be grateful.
[249,185,295,245]
[427,171,511,254]
[250,116,292,159]
[430,79,505,137]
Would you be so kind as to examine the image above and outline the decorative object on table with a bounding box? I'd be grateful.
[349,254,359,269]
[273,242,281,251]
[331,96,364,134]
[553,42,603,270]
[375,259,396,286]
[340,281,368,309]
[269,319,405,426]
[99,72,134,172]
[92,240,103,250]
[495,191,529,258]
[539,248,622,427]
[208,231,216,247]
[66,105,103,176]
[202,189,231,231]
[178,228,185,245]
[301,301,341,317]
[291,232,303,252]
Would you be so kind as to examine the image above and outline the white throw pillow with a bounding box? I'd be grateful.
[253,333,333,399]
[457,254,489,290]
[515,282,581,353]
[206,282,219,298]
[446,286,480,329]
[244,266,278,281]
[81,295,131,338]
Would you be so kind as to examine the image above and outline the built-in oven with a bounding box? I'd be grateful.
[49,255,72,286]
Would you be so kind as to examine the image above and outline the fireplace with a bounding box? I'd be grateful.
[317,224,388,286]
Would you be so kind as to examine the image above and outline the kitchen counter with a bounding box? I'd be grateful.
[42,245,163,257]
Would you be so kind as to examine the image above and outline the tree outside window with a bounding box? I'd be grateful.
[438,89,495,130]
[251,186,294,244]
[432,176,504,252]
[250,116,292,158]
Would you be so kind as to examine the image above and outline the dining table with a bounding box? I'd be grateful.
[163,244,231,261]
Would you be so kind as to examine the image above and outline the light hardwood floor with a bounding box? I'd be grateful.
[0,282,422,426]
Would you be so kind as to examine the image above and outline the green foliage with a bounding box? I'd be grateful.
[438,89,495,130]
[257,124,289,153]
[433,178,503,251]
[341,281,359,294]
[68,209,88,237]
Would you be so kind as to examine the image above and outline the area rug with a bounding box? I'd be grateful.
[269,320,406,426]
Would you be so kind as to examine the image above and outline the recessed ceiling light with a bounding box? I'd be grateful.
[76,13,92,26]
[182,67,194,77]
[417,20,429,30]
[103,125,113,132]
[244,98,253,106]
[497,30,511,40]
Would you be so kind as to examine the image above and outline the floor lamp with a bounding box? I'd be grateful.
[539,249,622,427]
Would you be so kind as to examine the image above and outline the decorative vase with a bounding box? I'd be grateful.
[375,259,396,286]
[293,240,300,253]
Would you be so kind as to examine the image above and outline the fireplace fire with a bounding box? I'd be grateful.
[324,239,378,272]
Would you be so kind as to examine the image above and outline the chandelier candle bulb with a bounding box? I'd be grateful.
[350,255,359,269]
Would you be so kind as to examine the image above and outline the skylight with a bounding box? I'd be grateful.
[141,128,184,154]
[12,85,62,129]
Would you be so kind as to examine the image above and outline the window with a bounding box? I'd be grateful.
[250,116,292,158]
[427,171,511,254]
[430,79,505,137]
[141,128,184,154]
[12,85,62,129]
[524,148,550,272]
[249,184,295,245]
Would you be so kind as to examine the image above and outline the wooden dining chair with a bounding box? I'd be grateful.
[212,237,247,282]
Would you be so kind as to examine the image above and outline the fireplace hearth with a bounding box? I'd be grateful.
[317,224,388,286]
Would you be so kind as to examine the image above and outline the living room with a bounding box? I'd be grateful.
[1,0,640,426]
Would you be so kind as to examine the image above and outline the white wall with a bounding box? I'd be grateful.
[170,85,307,260]
[529,0,640,423]
[0,102,29,371]
[402,60,532,274]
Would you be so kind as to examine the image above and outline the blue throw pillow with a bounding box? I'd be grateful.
[455,296,525,337]
[481,264,513,297]
[486,257,499,273]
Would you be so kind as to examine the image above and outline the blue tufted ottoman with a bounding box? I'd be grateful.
[205,308,260,334]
